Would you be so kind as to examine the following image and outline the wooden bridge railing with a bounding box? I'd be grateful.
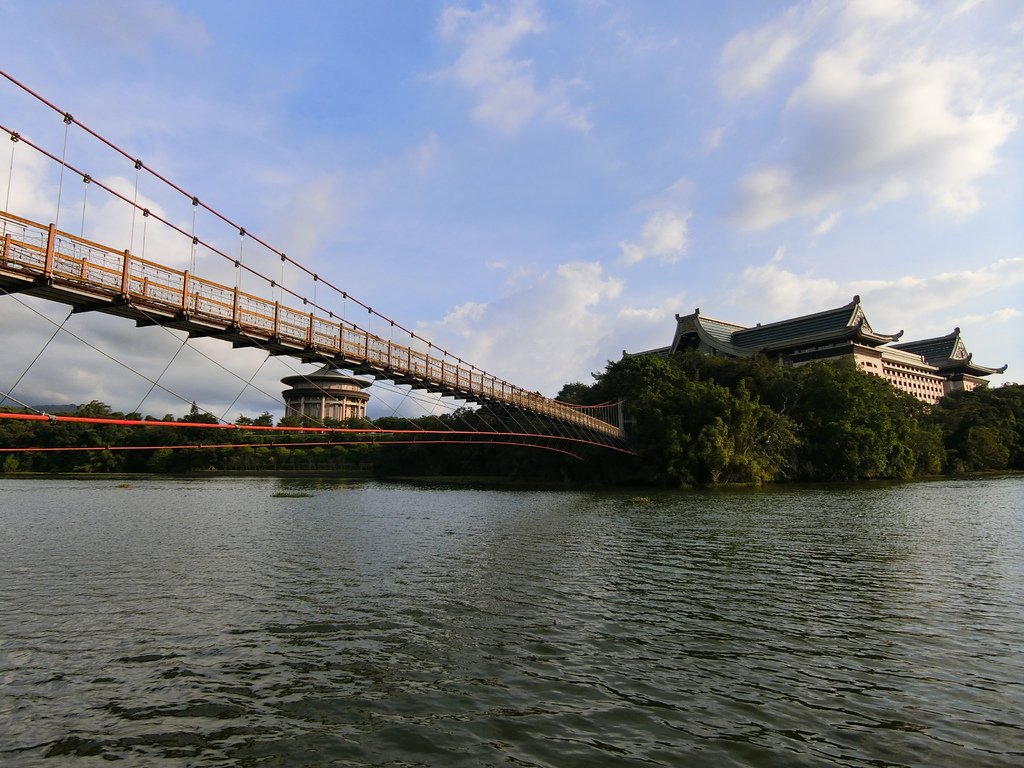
[0,210,623,438]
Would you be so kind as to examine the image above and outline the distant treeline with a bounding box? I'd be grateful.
[1,352,1022,485]
[0,401,376,474]
[0,400,566,477]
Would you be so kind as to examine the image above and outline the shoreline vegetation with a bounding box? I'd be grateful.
[2,352,1021,487]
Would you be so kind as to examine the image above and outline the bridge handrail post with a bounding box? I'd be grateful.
[2,233,10,265]
[120,249,131,298]
[306,311,314,347]
[44,223,56,278]
[273,302,280,338]
[181,271,191,313]
[232,286,241,326]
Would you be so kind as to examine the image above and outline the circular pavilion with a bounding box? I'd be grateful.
[281,366,371,422]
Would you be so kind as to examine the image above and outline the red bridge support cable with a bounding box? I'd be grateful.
[0,412,637,455]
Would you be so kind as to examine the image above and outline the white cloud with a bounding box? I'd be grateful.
[614,292,690,354]
[600,4,679,57]
[620,210,691,265]
[613,27,679,57]
[960,307,1021,326]
[275,175,346,264]
[729,2,1020,230]
[419,261,622,395]
[0,153,201,271]
[703,125,726,152]
[84,175,236,276]
[814,211,840,234]
[440,300,487,327]
[733,165,835,230]
[840,0,920,28]
[952,0,986,16]
[0,145,54,223]
[717,6,806,99]
[728,259,845,319]
[437,0,590,136]
[851,258,1024,329]
[726,255,1024,337]
[790,50,1015,213]
[619,177,693,264]
[868,178,912,207]
[617,306,665,323]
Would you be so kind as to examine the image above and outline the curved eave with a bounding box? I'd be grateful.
[674,312,746,350]
[691,317,758,357]
[624,345,672,358]
[281,374,373,389]
[866,330,905,344]
[932,357,1008,377]
[751,324,902,355]
[854,320,904,346]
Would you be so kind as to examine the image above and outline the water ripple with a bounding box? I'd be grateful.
[1,476,1022,766]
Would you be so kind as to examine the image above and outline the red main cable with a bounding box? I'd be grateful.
[0,438,584,460]
[0,412,637,454]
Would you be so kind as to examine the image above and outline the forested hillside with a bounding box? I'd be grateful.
[556,352,1023,485]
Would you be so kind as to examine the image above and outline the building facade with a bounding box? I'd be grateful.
[630,296,1006,404]
[281,366,371,422]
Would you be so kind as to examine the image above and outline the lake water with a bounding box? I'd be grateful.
[1,476,1022,767]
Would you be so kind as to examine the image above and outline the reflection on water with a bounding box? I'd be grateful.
[1,476,1022,766]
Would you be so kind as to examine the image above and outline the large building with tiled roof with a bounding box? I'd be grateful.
[630,296,1006,404]
[891,328,1009,391]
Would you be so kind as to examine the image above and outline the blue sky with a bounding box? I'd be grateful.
[0,0,1021,420]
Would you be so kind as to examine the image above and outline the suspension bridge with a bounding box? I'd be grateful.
[0,69,630,459]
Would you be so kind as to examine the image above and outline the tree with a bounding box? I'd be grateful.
[179,401,219,424]
[588,353,797,485]
[556,381,603,405]
[930,385,1023,472]
[788,361,936,481]
[76,400,112,418]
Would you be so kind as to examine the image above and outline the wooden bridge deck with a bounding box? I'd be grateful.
[0,211,623,439]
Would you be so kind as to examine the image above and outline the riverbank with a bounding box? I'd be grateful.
[2,468,1019,490]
